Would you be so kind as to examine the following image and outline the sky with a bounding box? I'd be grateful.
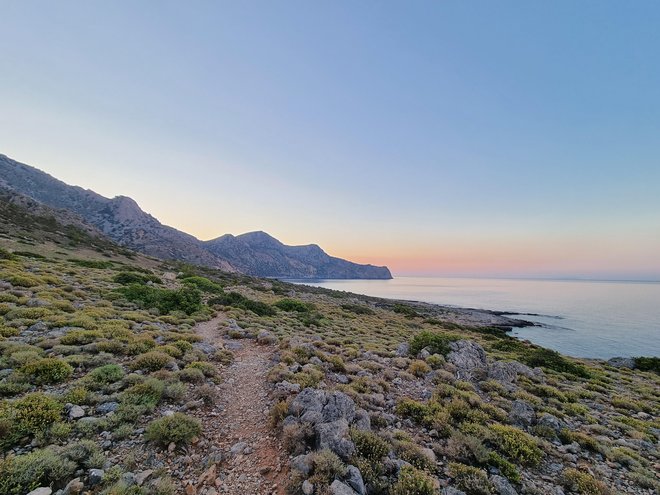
[1,1,659,279]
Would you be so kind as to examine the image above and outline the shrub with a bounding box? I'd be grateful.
[60,330,101,345]
[0,326,19,337]
[121,379,165,408]
[6,275,41,287]
[179,367,205,383]
[490,424,543,467]
[145,413,201,447]
[351,429,390,461]
[0,247,15,260]
[88,364,124,384]
[395,398,430,423]
[393,303,420,318]
[186,361,216,377]
[118,284,202,315]
[0,447,77,495]
[448,462,492,495]
[523,348,590,378]
[340,303,375,315]
[409,359,431,377]
[409,331,458,357]
[309,449,347,485]
[282,422,314,455]
[561,468,611,495]
[130,351,173,372]
[208,292,276,316]
[113,271,161,285]
[395,441,436,472]
[487,452,520,483]
[634,356,660,373]
[391,465,436,495]
[20,358,73,384]
[274,298,314,313]
[1,393,63,443]
[181,276,222,293]
[62,439,104,468]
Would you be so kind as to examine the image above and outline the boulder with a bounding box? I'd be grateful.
[353,409,371,431]
[192,342,216,354]
[442,488,467,495]
[608,357,636,369]
[490,475,518,495]
[330,480,359,495]
[302,480,314,495]
[88,469,104,486]
[27,489,52,495]
[315,419,355,460]
[291,454,314,476]
[537,413,565,434]
[447,340,488,379]
[395,342,410,357]
[323,391,356,423]
[257,331,277,345]
[509,400,535,428]
[345,465,366,495]
[67,405,85,420]
[289,388,325,417]
[96,402,119,415]
[275,380,302,396]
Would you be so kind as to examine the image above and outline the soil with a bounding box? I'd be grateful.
[193,315,289,495]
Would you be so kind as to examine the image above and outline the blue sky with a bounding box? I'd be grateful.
[1,1,659,278]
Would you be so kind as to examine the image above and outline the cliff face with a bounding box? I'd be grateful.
[204,231,393,279]
[0,153,392,279]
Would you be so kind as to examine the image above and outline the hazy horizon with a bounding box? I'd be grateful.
[2,1,659,280]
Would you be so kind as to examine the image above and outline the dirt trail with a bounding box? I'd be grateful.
[194,315,288,495]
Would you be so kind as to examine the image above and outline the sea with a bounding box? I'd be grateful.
[287,277,660,360]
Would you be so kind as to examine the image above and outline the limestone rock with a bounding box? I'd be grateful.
[330,480,359,495]
[345,465,366,495]
[27,489,52,495]
[490,475,518,495]
[447,340,488,379]
[509,400,535,428]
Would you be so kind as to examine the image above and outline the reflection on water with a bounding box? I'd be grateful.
[286,277,660,359]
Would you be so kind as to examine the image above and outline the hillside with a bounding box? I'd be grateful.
[0,201,658,495]
[204,231,392,279]
[0,154,391,279]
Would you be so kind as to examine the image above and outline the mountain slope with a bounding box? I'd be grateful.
[0,154,235,271]
[204,231,392,279]
[0,153,392,278]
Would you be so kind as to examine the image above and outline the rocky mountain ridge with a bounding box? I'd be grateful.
[0,153,391,279]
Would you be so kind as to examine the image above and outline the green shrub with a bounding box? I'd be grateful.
[409,359,431,377]
[0,247,15,260]
[6,275,41,287]
[561,468,610,494]
[523,348,590,378]
[1,393,63,444]
[308,449,347,485]
[179,367,205,383]
[20,358,73,384]
[0,325,19,337]
[393,303,420,318]
[487,452,520,483]
[118,284,202,315]
[113,271,161,285]
[391,465,436,495]
[634,356,660,373]
[88,364,124,384]
[409,331,458,357]
[490,424,543,467]
[62,439,104,468]
[274,298,314,313]
[60,330,101,345]
[395,441,436,472]
[351,429,390,461]
[340,303,375,315]
[181,276,222,293]
[448,462,492,495]
[121,379,165,408]
[0,447,77,495]
[145,413,201,447]
[130,351,173,372]
[395,398,430,423]
[71,258,114,269]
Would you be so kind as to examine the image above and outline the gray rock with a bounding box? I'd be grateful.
[396,342,410,357]
[27,489,52,495]
[96,402,119,414]
[309,356,323,365]
[88,468,104,486]
[509,400,535,428]
[323,391,356,423]
[328,373,350,384]
[302,480,314,495]
[315,419,355,460]
[608,357,636,369]
[291,454,314,476]
[419,348,431,359]
[442,488,467,495]
[68,405,85,420]
[353,409,371,431]
[192,342,216,354]
[63,478,84,495]
[230,441,249,455]
[225,341,244,351]
[289,388,326,417]
[330,480,359,495]
[490,475,517,495]
[135,470,154,486]
[27,321,48,333]
[447,340,488,379]
[275,380,301,395]
[537,413,565,434]
[120,472,136,486]
[345,465,366,495]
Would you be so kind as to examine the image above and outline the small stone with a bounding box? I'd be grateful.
[230,441,248,455]
[135,470,154,486]
[26,488,52,495]
[88,468,104,486]
[68,405,85,420]
[302,480,314,495]
[168,442,176,452]
[63,478,84,495]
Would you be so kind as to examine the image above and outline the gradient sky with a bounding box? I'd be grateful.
[1,1,659,279]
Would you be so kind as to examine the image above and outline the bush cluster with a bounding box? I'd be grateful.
[145,413,201,447]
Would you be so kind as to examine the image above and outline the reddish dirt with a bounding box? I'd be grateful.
[194,315,289,495]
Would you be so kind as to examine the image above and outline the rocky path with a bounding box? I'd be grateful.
[194,315,288,495]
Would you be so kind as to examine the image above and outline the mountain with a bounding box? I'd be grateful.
[0,153,392,279]
[204,231,392,279]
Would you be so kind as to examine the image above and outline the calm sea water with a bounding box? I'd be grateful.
[288,277,660,359]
